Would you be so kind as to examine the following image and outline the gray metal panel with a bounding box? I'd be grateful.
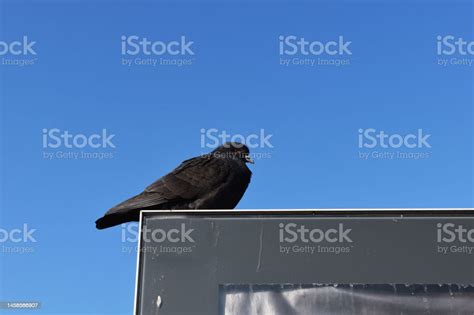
[135,210,474,315]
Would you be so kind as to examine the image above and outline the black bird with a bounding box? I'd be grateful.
[95,142,253,229]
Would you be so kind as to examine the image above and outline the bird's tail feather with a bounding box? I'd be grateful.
[95,211,140,230]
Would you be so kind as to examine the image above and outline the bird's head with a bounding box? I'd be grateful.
[211,142,254,164]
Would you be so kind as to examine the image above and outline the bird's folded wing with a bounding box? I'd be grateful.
[106,156,229,214]
[151,156,227,198]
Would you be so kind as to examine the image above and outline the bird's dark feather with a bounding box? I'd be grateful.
[95,149,251,229]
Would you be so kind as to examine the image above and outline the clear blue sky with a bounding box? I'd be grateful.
[0,0,472,314]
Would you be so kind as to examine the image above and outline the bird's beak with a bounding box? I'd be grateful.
[245,155,255,164]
